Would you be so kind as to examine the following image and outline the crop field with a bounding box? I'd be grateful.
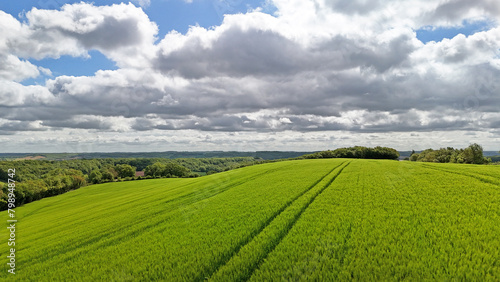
[1,159,500,280]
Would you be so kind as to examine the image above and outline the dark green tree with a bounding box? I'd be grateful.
[115,164,136,178]
[89,170,102,184]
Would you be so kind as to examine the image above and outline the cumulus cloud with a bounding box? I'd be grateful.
[4,3,158,67]
[0,120,47,135]
[0,0,500,151]
[41,115,114,130]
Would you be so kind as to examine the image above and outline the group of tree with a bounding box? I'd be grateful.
[408,143,491,164]
[105,157,258,173]
[303,146,400,160]
[0,168,86,210]
[144,162,192,178]
[88,164,137,184]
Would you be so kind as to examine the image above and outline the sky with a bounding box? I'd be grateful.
[0,0,499,153]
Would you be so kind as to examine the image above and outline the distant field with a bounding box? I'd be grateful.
[2,159,500,280]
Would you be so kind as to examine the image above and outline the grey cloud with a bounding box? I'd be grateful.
[5,3,157,69]
[488,120,500,128]
[136,110,475,133]
[0,1,499,149]
[131,118,156,131]
[0,121,47,132]
[156,26,309,79]
[74,18,143,51]
[3,60,499,134]
[41,118,113,130]
[325,0,386,16]
[156,25,417,79]
[431,0,500,23]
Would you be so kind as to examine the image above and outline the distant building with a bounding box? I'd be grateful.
[135,171,145,177]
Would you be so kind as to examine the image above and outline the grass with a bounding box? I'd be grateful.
[1,159,500,280]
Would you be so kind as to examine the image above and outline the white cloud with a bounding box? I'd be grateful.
[1,0,500,151]
[0,80,54,107]
[5,3,158,68]
[0,55,40,82]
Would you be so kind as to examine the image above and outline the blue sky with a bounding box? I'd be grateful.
[2,0,490,85]
[416,19,494,44]
[4,0,270,83]
[0,1,499,152]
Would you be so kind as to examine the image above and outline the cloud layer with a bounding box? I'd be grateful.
[1,0,500,151]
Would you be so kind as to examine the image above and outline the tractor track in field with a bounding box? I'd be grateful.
[242,161,352,281]
[204,161,351,282]
[26,163,302,265]
[420,163,500,187]
[161,162,298,209]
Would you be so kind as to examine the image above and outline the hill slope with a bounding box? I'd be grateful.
[2,159,500,280]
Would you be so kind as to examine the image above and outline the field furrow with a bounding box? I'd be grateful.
[418,163,500,187]
[15,162,298,265]
[1,159,345,281]
[249,160,500,280]
[209,161,351,281]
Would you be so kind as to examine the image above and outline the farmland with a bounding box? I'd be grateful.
[1,159,500,280]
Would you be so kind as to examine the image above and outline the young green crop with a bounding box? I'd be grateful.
[0,159,345,281]
[1,159,500,281]
[250,160,500,280]
[209,161,351,281]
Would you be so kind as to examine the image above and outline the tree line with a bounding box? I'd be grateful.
[303,146,400,160]
[408,143,491,164]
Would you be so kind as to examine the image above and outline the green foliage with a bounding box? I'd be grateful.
[411,143,490,164]
[89,170,102,184]
[144,162,165,177]
[114,164,136,178]
[0,168,87,208]
[409,153,419,161]
[304,146,399,160]
[101,170,115,182]
[144,162,191,178]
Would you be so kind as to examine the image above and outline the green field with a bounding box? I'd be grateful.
[2,159,500,280]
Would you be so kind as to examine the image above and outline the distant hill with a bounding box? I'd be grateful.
[0,151,313,161]
[2,150,498,162]
[484,151,500,157]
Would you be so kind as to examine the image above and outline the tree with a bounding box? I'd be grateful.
[89,170,102,184]
[303,146,399,160]
[164,163,191,178]
[409,153,419,162]
[463,143,485,164]
[144,162,166,177]
[144,162,191,178]
[107,167,119,179]
[101,170,114,182]
[115,164,136,178]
